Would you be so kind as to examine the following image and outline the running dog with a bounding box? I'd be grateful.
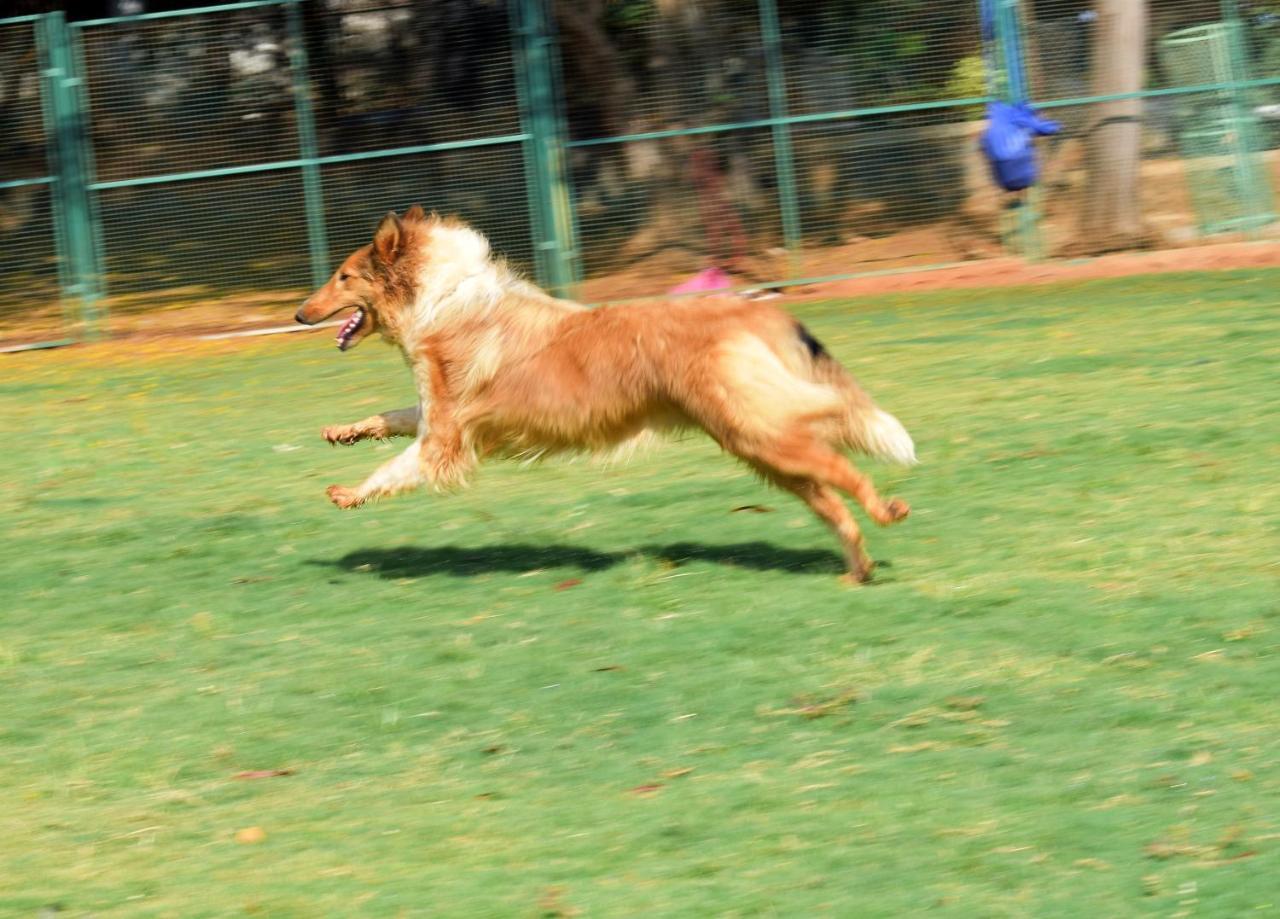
[295,207,916,582]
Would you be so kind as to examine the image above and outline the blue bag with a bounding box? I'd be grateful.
[980,101,1062,192]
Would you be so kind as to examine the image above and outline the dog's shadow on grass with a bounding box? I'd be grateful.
[314,540,846,579]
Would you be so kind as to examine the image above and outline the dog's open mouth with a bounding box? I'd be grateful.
[336,308,366,351]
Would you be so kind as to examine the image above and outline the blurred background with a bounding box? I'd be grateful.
[1,0,1278,347]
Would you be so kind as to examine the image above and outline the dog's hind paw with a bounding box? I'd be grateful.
[839,566,874,587]
[326,484,363,509]
[871,498,910,526]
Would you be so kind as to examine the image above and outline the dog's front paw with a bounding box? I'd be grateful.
[326,484,363,509]
[322,425,363,446]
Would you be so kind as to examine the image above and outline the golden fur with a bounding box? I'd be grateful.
[295,207,916,582]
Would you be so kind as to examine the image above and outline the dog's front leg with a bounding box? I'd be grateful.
[326,437,429,509]
[322,405,420,445]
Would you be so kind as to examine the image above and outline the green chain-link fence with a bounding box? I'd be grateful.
[0,14,72,349]
[2,0,1279,349]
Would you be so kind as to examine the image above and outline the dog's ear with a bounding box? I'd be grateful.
[372,211,403,264]
[403,203,426,224]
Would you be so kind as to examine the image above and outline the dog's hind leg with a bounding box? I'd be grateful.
[323,406,421,445]
[734,433,909,528]
[418,425,474,490]
[762,471,876,583]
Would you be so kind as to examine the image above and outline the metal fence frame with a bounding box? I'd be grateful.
[0,14,74,350]
[4,0,1280,348]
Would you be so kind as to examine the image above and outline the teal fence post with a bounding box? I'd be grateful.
[34,13,75,339]
[285,0,330,288]
[759,0,803,277]
[993,0,1044,260]
[512,0,578,297]
[42,11,102,339]
[68,23,108,299]
[1220,0,1274,236]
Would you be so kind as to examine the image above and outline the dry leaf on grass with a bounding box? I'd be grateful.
[627,783,663,796]
[762,688,860,719]
[233,769,294,779]
[889,741,951,754]
[1073,857,1112,871]
[1144,841,1206,860]
[890,708,937,729]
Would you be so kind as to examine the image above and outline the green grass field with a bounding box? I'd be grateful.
[2,272,1278,917]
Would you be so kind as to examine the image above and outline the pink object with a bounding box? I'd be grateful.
[668,266,733,295]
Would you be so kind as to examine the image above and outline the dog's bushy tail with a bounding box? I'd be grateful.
[854,405,917,465]
[796,322,918,466]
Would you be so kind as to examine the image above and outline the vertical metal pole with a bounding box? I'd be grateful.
[996,0,1044,260]
[759,0,802,278]
[44,12,101,339]
[1220,0,1274,236]
[68,23,107,300]
[513,0,577,297]
[286,0,331,288]
[35,14,75,335]
[512,0,552,289]
[543,3,583,294]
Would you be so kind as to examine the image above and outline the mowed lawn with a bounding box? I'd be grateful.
[2,272,1277,917]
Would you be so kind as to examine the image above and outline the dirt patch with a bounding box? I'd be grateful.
[0,289,306,350]
[4,240,1280,353]
[794,240,1280,301]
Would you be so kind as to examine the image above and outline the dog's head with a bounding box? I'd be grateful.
[295,204,432,351]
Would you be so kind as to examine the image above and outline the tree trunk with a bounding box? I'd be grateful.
[1071,0,1155,254]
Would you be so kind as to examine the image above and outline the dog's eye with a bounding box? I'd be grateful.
[338,272,350,282]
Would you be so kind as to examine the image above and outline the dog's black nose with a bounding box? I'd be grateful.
[294,308,310,325]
